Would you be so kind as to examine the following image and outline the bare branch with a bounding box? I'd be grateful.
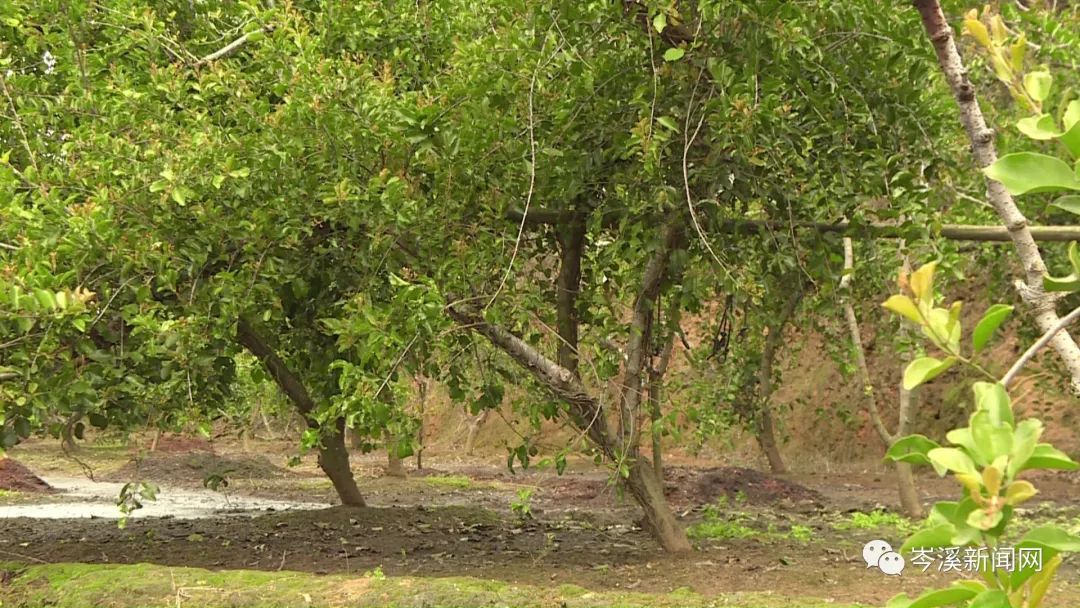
[194,26,273,67]
[1002,305,1080,388]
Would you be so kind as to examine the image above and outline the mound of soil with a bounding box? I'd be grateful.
[104,452,308,486]
[0,457,53,493]
[665,466,823,507]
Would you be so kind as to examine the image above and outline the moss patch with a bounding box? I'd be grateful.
[0,562,867,608]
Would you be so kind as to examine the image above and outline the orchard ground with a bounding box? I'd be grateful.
[2,437,1080,607]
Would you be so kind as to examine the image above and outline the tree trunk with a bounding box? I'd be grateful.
[383,431,407,478]
[648,332,675,480]
[321,418,367,506]
[235,317,365,506]
[752,286,802,475]
[914,0,1080,394]
[415,377,427,470]
[895,374,924,519]
[464,410,488,456]
[624,458,692,553]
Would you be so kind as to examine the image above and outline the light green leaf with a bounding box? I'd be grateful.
[1023,71,1052,102]
[928,447,978,476]
[972,382,1013,427]
[1052,195,1080,216]
[656,116,678,132]
[171,188,187,206]
[900,523,956,555]
[903,356,956,390]
[972,304,1012,353]
[652,12,667,33]
[1019,444,1079,472]
[983,152,1080,195]
[966,589,1011,608]
[1008,419,1044,478]
[1065,100,1080,132]
[1016,114,1061,140]
[663,48,685,62]
[885,434,940,466]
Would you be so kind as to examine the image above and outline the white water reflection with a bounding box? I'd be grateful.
[0,477,326,519]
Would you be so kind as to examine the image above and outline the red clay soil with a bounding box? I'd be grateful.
[0,457,52,493]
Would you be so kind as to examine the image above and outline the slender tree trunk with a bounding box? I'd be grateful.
[463,410,488,456]
[914,0,1080,394]
[753,286,802,475]
[839,240,923,518]
[415,377,427,470]
[235,317,365,506]
[623,457,691,553]
[648,332,675,480]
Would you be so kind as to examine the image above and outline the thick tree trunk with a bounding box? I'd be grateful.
[235,317,365,506]
[624,458,692,553]
[914,0,1080,394]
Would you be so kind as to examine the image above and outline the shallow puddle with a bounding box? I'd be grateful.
[0,477,327,519]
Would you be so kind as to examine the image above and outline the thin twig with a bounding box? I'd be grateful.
[1002,305,1080,387]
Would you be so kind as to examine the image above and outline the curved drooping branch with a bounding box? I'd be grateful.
[913,0,1080,394]
[235,317,365,507]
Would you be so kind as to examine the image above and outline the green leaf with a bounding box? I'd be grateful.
[1024,71,1052,102]
[1065,100,1080,132]
[656,116,678,132]
[884,434,940,466]
[1019,444,1079,472]
[1052,195,1080,216]
[900,523,956,555]
[1016,114,1061,140]
[1061,119,1080,158]
[983,152,1080,195]
[1018,525,1080,552]
[966,590,1011,608]
[904,586,979,608]
[32,289,55,310]
[1008,419,1044,478]
[972,382,1013,427]
[903,356,956,390]
[663,48,685,62]
[972,304,1012,353]
[928,447,978,476]
[171,188,187,206]
[1043,271,1080,293]
[652,11,667,33]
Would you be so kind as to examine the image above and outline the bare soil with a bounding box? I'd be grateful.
[2,440,1080,605]
[0,458,52,493]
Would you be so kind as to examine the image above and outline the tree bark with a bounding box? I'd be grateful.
[235,317,366,506]
[753,286,802,475]
[617,221,686,455]
[648,333,675,480]
[895,383,924,519]
[913,0,1080,394]
[555,211,586,377]
[384,431,407,478]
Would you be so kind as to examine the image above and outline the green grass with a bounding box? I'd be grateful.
[422,474,474,489]
[0,488,21,498]
[0,562,867,608]
[833,510,916,534]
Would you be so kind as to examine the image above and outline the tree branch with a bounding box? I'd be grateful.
[1002,305,1080,388]
[194,26,273,67]
[840,237,895,445]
